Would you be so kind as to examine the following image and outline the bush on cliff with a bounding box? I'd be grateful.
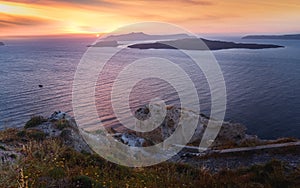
[24,116,47,129]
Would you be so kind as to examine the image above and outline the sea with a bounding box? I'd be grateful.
[0,36,299,139]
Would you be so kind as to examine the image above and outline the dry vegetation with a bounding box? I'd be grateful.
[0,123,299,188]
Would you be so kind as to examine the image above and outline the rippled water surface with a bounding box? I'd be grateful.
[0,37,299,139]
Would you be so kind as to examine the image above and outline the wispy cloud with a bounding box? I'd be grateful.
[147,0,214,6]
[1,0,119,8]
[0,13,55,28]
[184,0,214,5]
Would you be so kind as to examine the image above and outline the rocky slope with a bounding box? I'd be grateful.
[1,107,299,169]
[110,105,263,149]
[0,111,91,164]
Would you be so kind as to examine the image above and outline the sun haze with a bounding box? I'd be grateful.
[0,0,299,37]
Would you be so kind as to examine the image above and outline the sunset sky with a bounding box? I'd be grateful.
[0,0,299,37]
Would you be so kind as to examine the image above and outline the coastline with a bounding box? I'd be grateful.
[1,109,299,187]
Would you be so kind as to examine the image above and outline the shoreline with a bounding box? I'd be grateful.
[1,110,299,187]
[1,109,299,165]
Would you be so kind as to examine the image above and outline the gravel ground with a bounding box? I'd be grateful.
[170,145,300,172]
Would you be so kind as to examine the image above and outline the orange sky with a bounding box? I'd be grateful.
[0,0,299,37]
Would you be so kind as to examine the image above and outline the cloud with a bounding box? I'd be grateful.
[0,13,55,28]
[0,0,118,7]
[1,0,213,9]
[145,0,214,6]
[49,0,118,7]
[172,0,213,6]
[170,14,240,23]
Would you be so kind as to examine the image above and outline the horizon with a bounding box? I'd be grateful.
[1,31,300,40]
[0,0,300,37]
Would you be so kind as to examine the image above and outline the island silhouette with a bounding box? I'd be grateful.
[90,32,284,50]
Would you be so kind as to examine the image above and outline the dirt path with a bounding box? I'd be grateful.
[170,142,300,172]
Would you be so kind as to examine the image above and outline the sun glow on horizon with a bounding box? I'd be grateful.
[0,0,299,37]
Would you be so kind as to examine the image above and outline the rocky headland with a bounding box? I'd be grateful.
[1,106,299,167]
[1,107,299,187]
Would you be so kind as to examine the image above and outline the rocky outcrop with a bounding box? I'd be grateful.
[134,105,203,144]
[27,111,92,153]
[21,107,264,153]
[0,143,19,164]
[125,105,262,149]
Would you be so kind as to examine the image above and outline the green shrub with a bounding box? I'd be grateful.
[55,119,70,130]
[27,131,47,141]
[72,175,93,188]
[48,167,65,180]
[24,116,47,129]
[17,130,26,137]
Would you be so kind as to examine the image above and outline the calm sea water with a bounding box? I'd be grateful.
[0,37,299,139]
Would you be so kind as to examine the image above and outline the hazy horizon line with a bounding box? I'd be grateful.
[1,31,300,40]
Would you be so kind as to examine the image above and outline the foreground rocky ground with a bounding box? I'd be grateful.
[0,108,299,187]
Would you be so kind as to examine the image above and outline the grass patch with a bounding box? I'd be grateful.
[24,116,47,129]
[27,130,47,141]
[48,167,65,179]
[0,128,48,144]
[0,128,21,143]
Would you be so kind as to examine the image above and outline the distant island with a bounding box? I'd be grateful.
[0,42,4,46]
[102,32,194,41]
[88,32,284,50]
[87,40,119,47]
[242,34,300,40]
[128,38,284,50]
